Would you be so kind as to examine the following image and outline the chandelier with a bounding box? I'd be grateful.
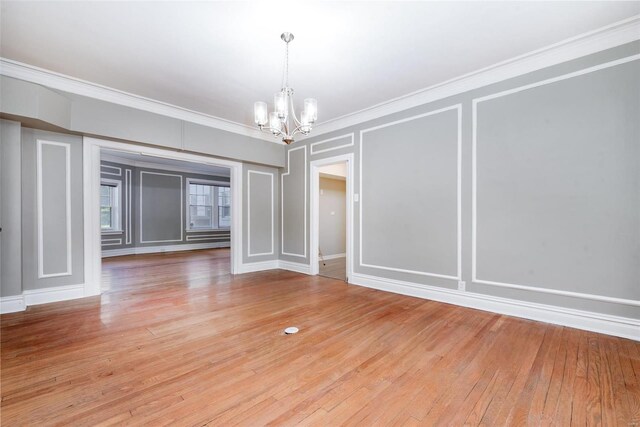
[253,32,317,145]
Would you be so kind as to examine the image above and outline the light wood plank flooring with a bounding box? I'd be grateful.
[1,249,639,425]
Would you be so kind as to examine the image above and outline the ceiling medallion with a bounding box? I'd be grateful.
[253,32,317,145]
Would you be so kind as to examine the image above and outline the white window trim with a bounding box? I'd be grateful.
[100,178,122,233]
[216,186,232,230]
[185,178,231,232]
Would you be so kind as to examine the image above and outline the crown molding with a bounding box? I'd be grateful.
[304,14,640,139]
[1,15,638,144]
[0,58,280,144]
[100,152,231,177]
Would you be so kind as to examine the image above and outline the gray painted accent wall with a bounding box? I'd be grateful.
[319,177,346,257]
[1,76,285,167]
[0,120,23,297]
[475,61,640,301]
[243,163,280,263]
[361,107,459,279]
[281,41,640,319]
[22,128,84,291]
[100,160,231,252]
[281,147,307,260]
[40,142,71,275]
[139,171,183,243]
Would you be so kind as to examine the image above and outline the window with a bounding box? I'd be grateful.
[100,181,121,231]
[188,183,214,229]
[187,180,231,230]
[218,187,231,228]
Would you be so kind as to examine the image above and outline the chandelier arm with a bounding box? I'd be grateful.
[288,92,302,127]
[291,125,311,137]
[259,125,283,136]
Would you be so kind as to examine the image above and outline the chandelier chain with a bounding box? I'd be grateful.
[282,40,289,89]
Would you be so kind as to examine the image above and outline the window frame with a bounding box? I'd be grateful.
[100,178,122,233]
[185,178,231,232]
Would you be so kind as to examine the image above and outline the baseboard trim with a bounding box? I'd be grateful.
[235,260,312,275]
[350,273,639,341]
[0,295,26,314]
[321,253,346,260]
[102,242,230,257]
[23,284,86,307]
[278,260,313,275]
[236,260,280,274]
[1,284,87,314]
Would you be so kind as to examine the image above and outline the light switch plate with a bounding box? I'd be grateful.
[354,193,359,202]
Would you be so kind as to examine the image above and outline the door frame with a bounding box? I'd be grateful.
[309,153,354,279]
[82,136,243,297]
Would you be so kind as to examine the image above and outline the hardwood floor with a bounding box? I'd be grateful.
[1,249,639,426]
[319,256,346,281]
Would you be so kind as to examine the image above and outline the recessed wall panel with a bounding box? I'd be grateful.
[139,172,183,243]
[248,171,274,256]
[361,107,459,278]
[282,147,306,258]
[474,60,640,300]
[38,141,71,277]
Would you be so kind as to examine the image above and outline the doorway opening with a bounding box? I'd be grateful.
[97,149,232,292]
[310,153,353,282]
[82,137,243,297]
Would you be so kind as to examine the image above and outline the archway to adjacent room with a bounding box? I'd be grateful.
[82,137,243,297]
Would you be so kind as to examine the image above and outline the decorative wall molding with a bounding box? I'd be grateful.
[350,273,640,341]
[247,170,275,257]
[139,170,183,244]
[101,153,232,178]
[102,241,230,257]
[185,234,230,242]
[309,133,355,155]
[471,54,640,308]
[359,104,462,281]
[101,238,123,246]
[125,168,132,244]
[0,57,278,144]
[100,165,122,176]
[303,15,640,139]
[281,145,307,258]
[37,139,73,279]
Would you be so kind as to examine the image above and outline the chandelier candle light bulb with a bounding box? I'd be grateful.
[254,32,317,145]
[254,101,268,126]
[269,112,282,134]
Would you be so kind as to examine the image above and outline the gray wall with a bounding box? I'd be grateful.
[243,163,280,263]
[319,177,346,258]
[0,120,22,297]
[281,146,307,260]
[1,76,285,167]
[100,160,231,252]
[281,41,640,320]
[21,128,85,291]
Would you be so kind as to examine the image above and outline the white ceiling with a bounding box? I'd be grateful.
[1,2,639,130]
